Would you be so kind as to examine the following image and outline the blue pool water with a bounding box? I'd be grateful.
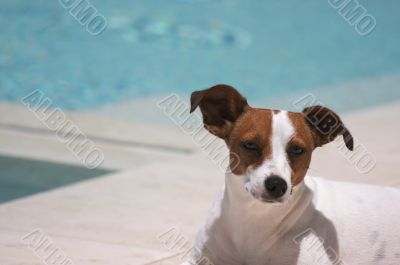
[0,0,399,110]
[0,155,111,203]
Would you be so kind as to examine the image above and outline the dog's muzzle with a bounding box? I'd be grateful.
[264,175,287,199]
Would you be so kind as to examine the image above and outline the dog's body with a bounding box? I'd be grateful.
[182,85,400,265]
[185,175,400,265]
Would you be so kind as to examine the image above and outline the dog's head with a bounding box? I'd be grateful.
[191,84,353,203]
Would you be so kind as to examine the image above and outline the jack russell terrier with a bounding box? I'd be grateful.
[181,85,400,265]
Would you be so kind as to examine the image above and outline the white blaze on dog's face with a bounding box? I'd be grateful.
[241,110,296,202]
[191,84,354,203]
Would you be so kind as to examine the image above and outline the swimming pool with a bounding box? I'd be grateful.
[0,0,399,110]
[0,155,111,203]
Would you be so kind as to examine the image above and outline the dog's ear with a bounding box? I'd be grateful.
[302,105,354,151]
[190,84,249,139]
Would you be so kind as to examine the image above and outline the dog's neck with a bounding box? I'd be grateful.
[221,171,314,251]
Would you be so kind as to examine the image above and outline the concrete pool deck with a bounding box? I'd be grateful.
[0,101,196,170]
[0,101,399,264]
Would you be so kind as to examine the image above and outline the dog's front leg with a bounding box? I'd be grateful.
[179,227,215,265]
[180,188,226,265]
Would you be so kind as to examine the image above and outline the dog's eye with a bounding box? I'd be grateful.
[241,141,259,151]
[288,146,306,156]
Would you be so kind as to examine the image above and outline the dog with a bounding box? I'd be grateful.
[180,84,400,265]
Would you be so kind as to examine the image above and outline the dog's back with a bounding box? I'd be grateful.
[292,177,400,265]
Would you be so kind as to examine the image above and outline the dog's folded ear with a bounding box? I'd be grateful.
[190,84,249,139]
[302,105,354,151]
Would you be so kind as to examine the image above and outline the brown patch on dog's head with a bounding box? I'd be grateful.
[228,109,273,175]
[286,112,315,185]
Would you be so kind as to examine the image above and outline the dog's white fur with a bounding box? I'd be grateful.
[182,111,400,265]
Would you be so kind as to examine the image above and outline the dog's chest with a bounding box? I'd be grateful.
[215,201,300,264]
[211,222,321,265]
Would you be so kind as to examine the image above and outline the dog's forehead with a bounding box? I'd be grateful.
[231,108,273,139]
[235,108,303,130]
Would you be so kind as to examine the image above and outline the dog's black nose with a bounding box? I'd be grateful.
[264,176,288,198]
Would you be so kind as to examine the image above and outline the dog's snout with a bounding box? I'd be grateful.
[264,176,288,198]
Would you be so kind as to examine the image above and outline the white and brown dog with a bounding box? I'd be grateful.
[181,85,400,265]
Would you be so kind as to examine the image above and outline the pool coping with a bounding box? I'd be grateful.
[0,101,197,170]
